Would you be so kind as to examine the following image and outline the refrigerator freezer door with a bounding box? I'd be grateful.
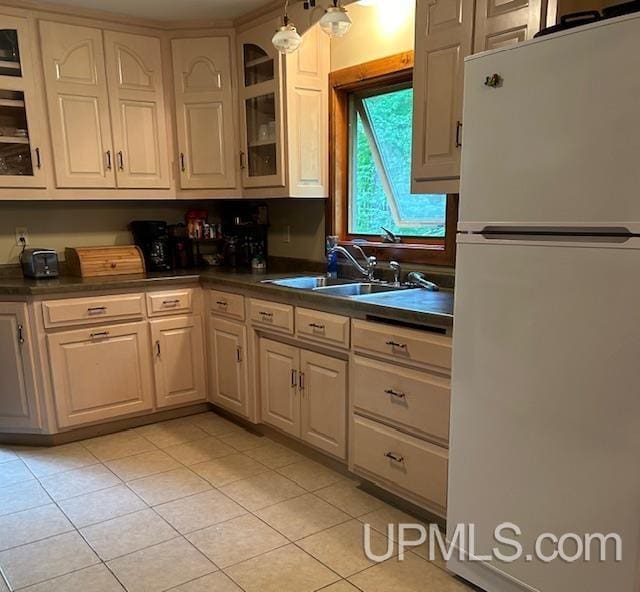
[459,15,640,232]
[448,235,640,592]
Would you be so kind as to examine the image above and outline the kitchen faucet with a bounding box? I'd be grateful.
[329,244,377,281]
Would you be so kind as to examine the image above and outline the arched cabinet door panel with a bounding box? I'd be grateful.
[104,31,170,189]
[39,21,115,188]
[171,36,237,190]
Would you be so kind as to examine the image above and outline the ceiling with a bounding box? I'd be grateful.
[44,0,278,22]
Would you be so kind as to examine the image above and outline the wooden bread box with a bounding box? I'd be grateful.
[65,246,145,277]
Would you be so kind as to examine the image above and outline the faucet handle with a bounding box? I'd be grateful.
[366,255,377,281]
[389,260,401,285]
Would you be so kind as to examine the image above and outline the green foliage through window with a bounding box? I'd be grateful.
[350,86,446,238]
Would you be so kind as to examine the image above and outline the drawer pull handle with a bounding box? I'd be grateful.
[162,299,180,306]
[155,339,161,358]
[291,369,298,388]
[384,452,404,464]
[259,311,274,318]
[385,340,407,350]
[384,388,406,399]
[87,306,107,315]
[90,331,109,339]
[216,300,228,307]
[308,322,325,330]
[236,346,242,363]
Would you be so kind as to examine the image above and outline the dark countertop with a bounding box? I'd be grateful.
[0,268,454,329]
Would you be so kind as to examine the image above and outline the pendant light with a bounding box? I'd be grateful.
[319,0,352,38]
[272,0,303,54]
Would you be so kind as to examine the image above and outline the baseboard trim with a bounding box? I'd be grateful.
[447,545,541,592]
[0,403,210,446]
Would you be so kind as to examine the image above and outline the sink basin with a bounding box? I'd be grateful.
[262,276,355,290]
[312,283,407,297]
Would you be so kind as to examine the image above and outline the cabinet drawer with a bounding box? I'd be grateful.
[352,320,451,371]
[43,294,145,329]
[296,307,350,348]
[249,299,294,334]
[353,356,450,444]
[209,290,245,321]
[352,415,448,511]
[147,289,194,317]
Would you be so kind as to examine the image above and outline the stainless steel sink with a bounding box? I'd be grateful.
[312,282,408,297]
[262,276,355,290]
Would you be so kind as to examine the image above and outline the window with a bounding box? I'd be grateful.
[329,51,458,266]
[350,84,447,239]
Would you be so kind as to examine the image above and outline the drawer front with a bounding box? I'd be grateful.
[353,356,450,444]
[147,289,194,317]
[296,307,350,348]
[352,319,452,371]
[209,289,245,321]
[43,294,145,328]
[249,299,294,334]
[352,415,448,511]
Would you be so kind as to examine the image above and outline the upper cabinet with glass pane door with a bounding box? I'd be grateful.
[411,0,555,194]
[0,15,46,188]
[238,17,329,197]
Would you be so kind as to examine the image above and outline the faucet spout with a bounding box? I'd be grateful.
[329,244,377,281]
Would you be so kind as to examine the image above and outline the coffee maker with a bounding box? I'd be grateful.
[129,221,171,271]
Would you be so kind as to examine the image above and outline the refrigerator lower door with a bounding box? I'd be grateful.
[449,234,640,592]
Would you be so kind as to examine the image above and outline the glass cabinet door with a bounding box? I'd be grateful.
[240,41,282,185]
[245,93,277,178]
[0,23,43,186]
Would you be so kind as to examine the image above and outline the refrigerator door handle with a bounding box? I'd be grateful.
[457,233,640,249]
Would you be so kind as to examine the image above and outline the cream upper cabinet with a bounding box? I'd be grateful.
[39,21,115,189]
[238,20,285,188]
[104,31,170,189]
[0,303,41,431]
[284,22,329,198]
[171,36,237,190]
[412,0,552,194]
[259,337,299,437]
[474,0,544,51]
[150,315,206,409]
[411,0,474,193]
[208,315,248,417]
[0,15,47,188]
[299,350,347,460]
[47,321,154,428]
[238,19,328,196]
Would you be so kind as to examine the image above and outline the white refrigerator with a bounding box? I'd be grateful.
[448,13,640,592]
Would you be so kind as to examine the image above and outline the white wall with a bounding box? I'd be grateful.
[331,0,415,71]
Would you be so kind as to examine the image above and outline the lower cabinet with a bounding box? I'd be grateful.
[150,315,206,408]
[300,350,347,459]
[47,321,154,428]
[208,314,249,417]
[0,303,41,432]
[259,337,347,459]
[260,339,300,438]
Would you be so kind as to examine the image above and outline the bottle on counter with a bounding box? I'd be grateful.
[326,235,339,278]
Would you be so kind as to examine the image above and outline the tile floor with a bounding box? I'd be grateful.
[0,412,475,592]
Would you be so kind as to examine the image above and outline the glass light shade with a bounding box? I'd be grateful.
[272,24,303,54]
[319,5,352,38]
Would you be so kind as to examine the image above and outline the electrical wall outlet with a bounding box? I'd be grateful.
[15,227,29,247]
[283,225,291,244]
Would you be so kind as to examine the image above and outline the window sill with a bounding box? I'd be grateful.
[338,240,453,266]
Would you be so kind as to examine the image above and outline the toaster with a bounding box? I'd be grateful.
[20,248,59,279]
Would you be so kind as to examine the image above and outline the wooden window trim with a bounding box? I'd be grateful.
[327,51,458,267]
